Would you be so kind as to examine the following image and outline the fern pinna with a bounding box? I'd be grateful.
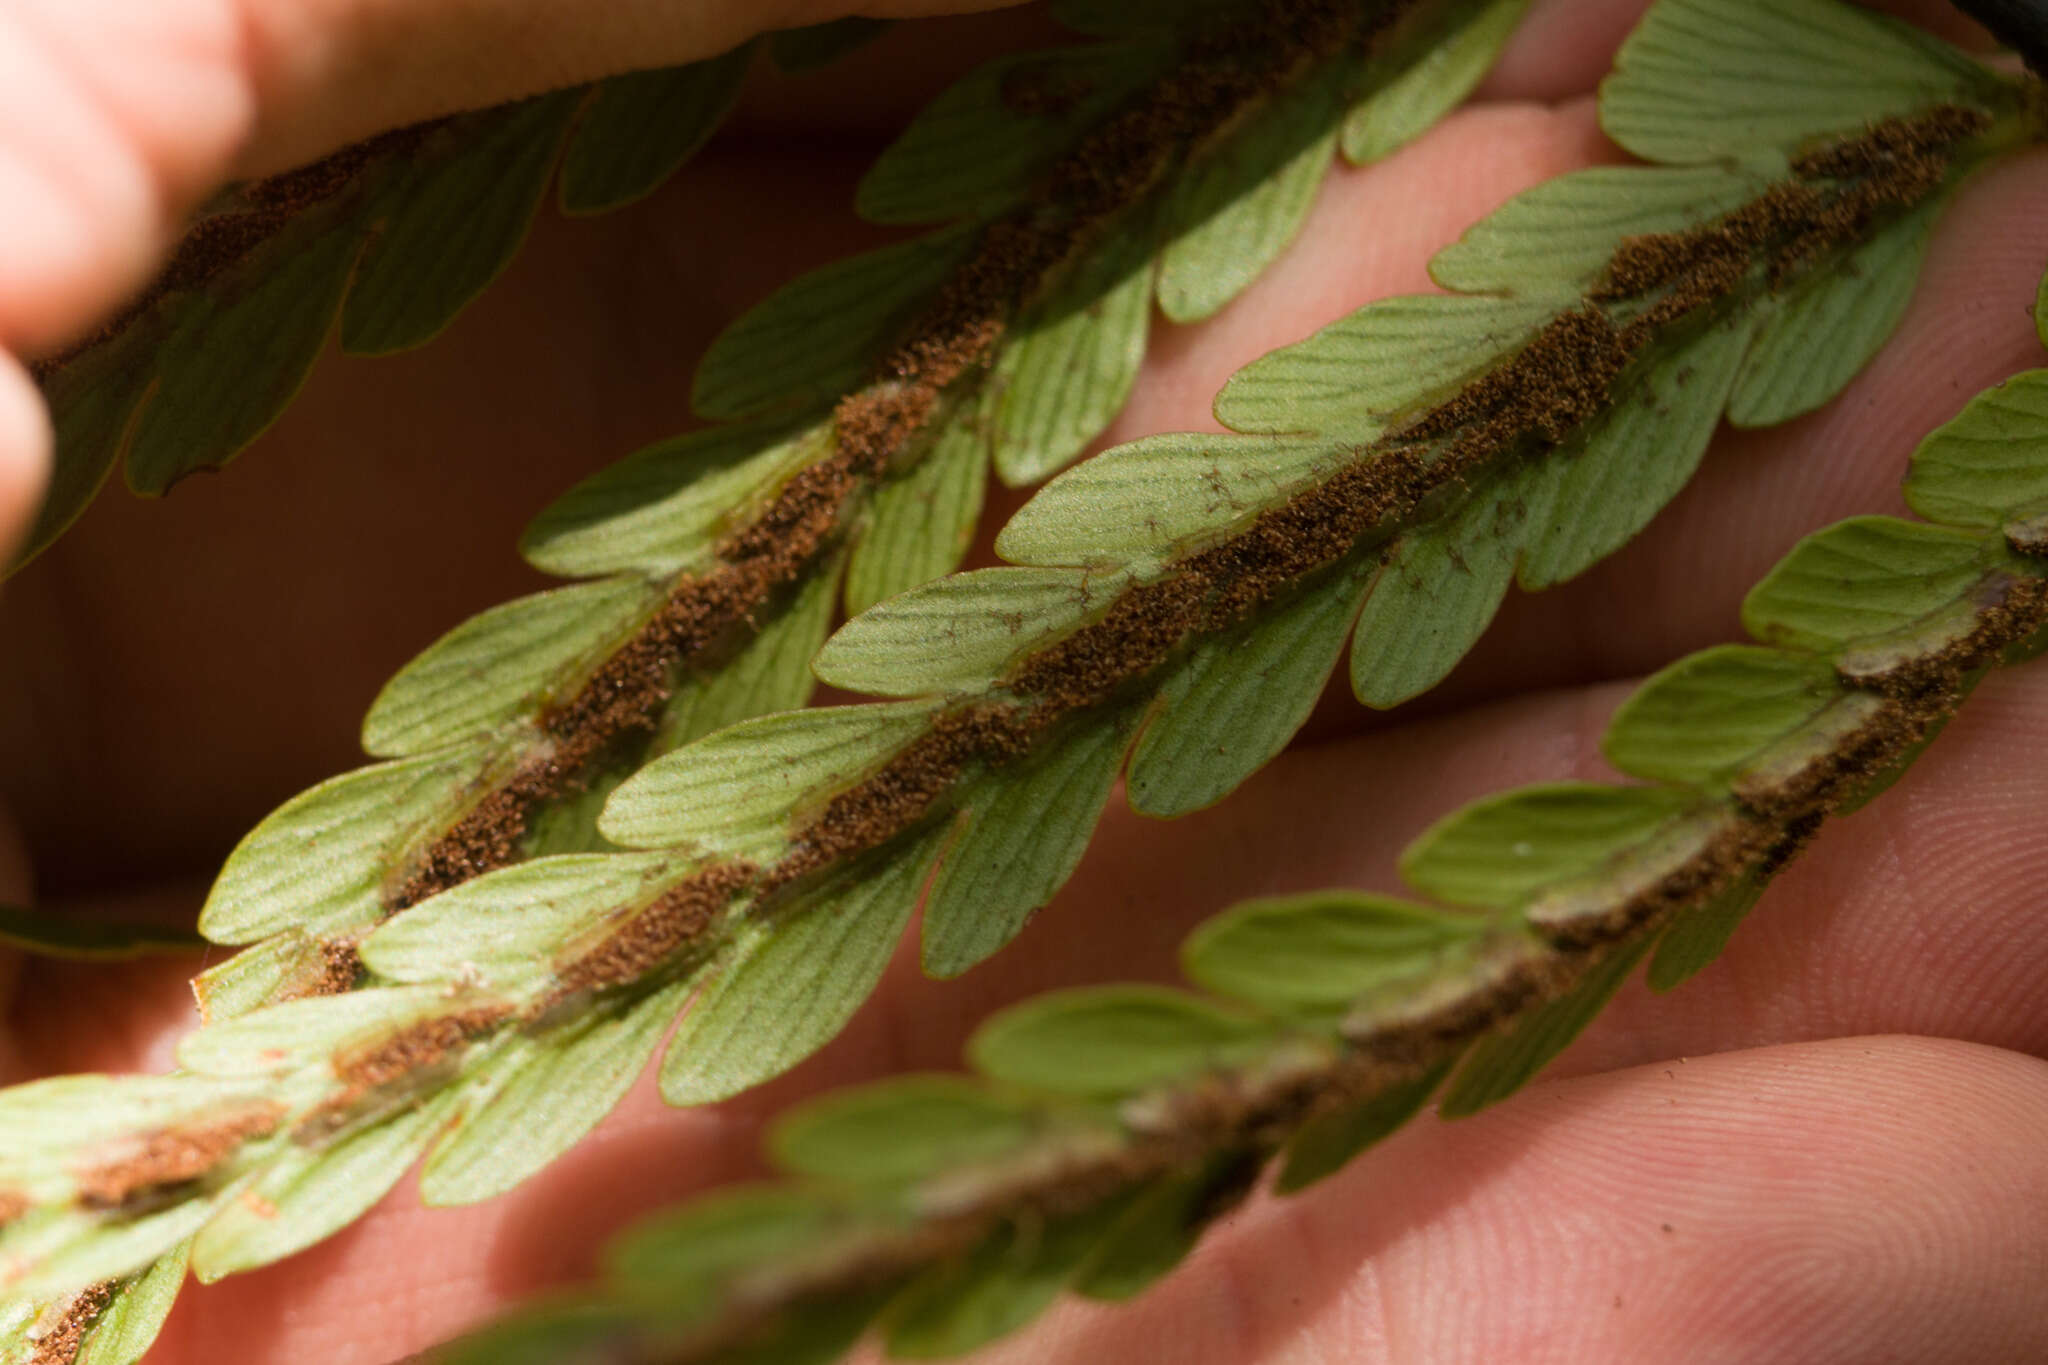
[3,0,2046,1361]
[14,18,908,571]
[433,352,2048,1362]
[189,0,1531,1020]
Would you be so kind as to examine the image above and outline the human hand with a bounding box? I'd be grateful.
[0,0,1028,556]
[3,2,2045,1362]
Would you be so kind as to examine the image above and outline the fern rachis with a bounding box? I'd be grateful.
[4,2,2048,1365]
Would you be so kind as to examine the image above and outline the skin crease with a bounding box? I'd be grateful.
[0,0,2045,1360]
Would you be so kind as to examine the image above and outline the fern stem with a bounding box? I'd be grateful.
[433,502,2048,1365]
[380,0,1421,918]
[581,105,2002,982]
[4,5,2032,1356]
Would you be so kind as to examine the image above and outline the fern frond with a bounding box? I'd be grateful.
[193,0,1524,1020]
[1,2,2031,1358]
[426,362,2048,1365]
[583,0,2023,1102]
[12,18,891,570]
[0,906,204,963]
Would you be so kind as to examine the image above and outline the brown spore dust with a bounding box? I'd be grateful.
[287,936,366,999]
[26,1283,113,1365]
[552,863,758,997]
[1347,946,1563,1070]
[292,1005,511,1141]
[1413,308,1638,453]
[330,1007,511,1098]
[1853,572,2048,699]
[385,0,1402,915]
[1739,706,1918,819]
[766,108,1994,908]
[0,1186,26,1226]
[2008,520,2048,559]
[763,706,1036,893]
[29,121,438,382]
[72,1104,283,1210]
[1596,106,1990,309]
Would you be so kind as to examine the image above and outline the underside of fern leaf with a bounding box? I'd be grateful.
[428,315,2048,1365]
[13,19,890,571]
[194,0,1532,1018]
[3,1,2045,1361]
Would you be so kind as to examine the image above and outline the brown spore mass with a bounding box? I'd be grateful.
[300,937,366,997]
[1347,947,1563,1070]
[29,122,437,382]
[295,1005,511,1139]
[331,1007,511,1097]
[759,107,1994,905]
[552,863,759,996]
[763,706,1036,893]
[73,1104,283,1210]
[27,1284,113,1365]
[1597,106,1989,307]
[386,0,1397,915]
[1849,572,2048,699]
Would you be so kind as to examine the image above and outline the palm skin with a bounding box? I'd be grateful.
[0,1,2044,1361]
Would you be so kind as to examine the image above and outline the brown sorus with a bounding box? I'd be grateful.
[763,704,1039,894]
[2005,516,2048,559]
[1541,819,1773,952]
[28,121,436,382]
[293,1005,512,1141]
[278,935,368,1002]
[1743,705,1920,818]
[552,863,759,996]
[72,1104,283,1210]
[771,108,1992,918]
[1345,942,1565,1068]
[1848,572,2048,699]
[26,1283,113,1365]
[314,937,366,995]
[1596,106,1989,307]
[331,1007,512,1097]
[380,0,1397,914]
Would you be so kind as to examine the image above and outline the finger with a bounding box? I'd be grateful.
[233,0,1028,177]
[1099,92,2048,720]
[0,1,251,351]
[1442,148,2048,710]
[0,350,43,1070]
[1480,0,1997,104]
[0,133,903,879]
[1099,98,1618,441]
[947,1037,2048,1365]
[0,349,51,559]
[0,0,1025,356]
[122,645,2048,1359]
[872,666,2048,1078]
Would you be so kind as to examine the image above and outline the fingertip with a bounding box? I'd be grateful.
[0,349,52,568]
[1477,0,1999,107]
